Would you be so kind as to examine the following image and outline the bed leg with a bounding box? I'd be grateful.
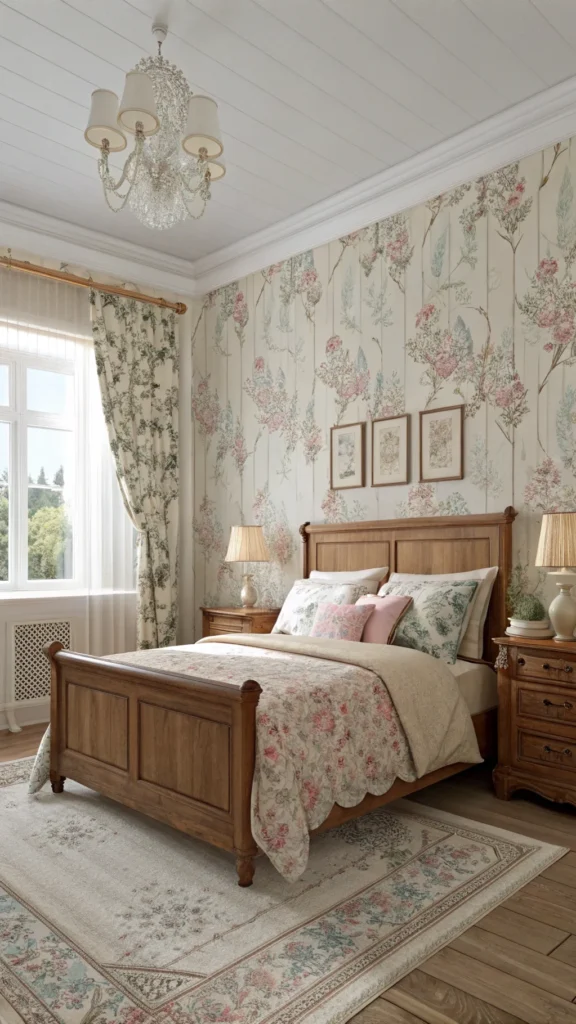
[51,776,66,794]
[236,855,255,887]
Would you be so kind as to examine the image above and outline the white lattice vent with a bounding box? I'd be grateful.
[12,620,71,703]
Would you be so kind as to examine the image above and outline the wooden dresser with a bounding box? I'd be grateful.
[201,606,280,638]
[493,636,576,808]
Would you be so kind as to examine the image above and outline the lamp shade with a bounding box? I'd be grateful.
[118,72,159,135]
[182,95,223,158]
[85,90,127,151]
[225,525,270,563]
[535,512,576,568]
[206,155,226,181]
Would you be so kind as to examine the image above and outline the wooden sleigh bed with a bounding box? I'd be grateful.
[45,507,515,886]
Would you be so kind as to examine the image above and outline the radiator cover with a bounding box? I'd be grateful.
[11,620,71,703]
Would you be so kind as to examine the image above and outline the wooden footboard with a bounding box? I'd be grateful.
[45,641,261,886]
[46,640,497,887]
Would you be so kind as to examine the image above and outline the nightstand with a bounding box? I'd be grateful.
[493,636,576,808]
[201,607,280,638]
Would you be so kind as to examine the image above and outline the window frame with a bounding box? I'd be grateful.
[0,345,87,592]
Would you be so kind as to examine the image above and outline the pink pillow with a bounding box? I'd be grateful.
[310,602,374,641]
[355,594,413,644]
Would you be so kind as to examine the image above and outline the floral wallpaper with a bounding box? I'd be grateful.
[191,137,576,633]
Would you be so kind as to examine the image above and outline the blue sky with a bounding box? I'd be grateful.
[0,367,73,483]
[28,427,72,484]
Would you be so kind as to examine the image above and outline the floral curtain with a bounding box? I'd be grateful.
[90,291,179,648]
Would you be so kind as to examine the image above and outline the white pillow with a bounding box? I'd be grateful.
[273,580,371,636]
[310,567,389,595]
[380,567,498,660]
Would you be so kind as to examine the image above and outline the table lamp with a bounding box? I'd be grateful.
[225,525,270,608]
[535,512,576,642]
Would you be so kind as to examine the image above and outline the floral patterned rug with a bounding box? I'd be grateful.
[0,758,566,1024]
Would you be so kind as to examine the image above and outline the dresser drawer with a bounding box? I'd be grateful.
[207,618,244,635]
[516,728,576,772]
[201,607,280,638]
[517,685,576,725]
[516,649,575,683]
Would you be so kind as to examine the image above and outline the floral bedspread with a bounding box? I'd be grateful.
[31,634,481,881]
[31,643,417,881]
[111,643,417,880]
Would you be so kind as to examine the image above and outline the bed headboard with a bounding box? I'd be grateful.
[300,507,517,663]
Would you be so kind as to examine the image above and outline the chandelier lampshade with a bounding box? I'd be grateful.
[206,155,226,180]
[85,90,127,151]
[182,95,223,157]
[118,72,159,135]
[85,23,224,230]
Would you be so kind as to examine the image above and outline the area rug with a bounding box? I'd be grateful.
[0,759,566,1024]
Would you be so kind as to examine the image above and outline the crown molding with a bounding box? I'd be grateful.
[3,75,576,300]
[190,75,576,294]
[0,202,196,297]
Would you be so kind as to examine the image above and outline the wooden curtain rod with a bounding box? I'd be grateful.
[0,256,187,314]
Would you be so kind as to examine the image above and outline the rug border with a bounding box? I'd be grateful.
[310,802,568,1024]
[0,758,569,1024]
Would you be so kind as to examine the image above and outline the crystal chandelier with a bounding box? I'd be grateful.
[84,24,224,230]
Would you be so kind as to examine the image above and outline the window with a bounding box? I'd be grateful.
[0,315,136,593]
[0,266,135,603]
[0,332,82,590]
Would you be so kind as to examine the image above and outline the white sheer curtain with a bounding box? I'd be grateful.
[0,265,136,655]
[83,341,137,654]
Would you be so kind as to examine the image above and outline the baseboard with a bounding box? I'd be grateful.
[0,698,49,734]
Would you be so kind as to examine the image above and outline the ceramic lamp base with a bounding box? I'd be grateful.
[240,573,258,608]
[549,582,576,642]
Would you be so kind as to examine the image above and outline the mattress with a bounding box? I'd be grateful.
[449,658,497,715]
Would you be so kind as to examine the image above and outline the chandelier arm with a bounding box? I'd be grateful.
[101,185,133,214]
[182,172,208,214]
[98,137,144,196]
[183,195,208,219]
[179,166,212,201]
[98,161,135,212]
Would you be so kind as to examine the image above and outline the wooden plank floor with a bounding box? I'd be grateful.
[3,729,576,1022]
[0,722,45,762]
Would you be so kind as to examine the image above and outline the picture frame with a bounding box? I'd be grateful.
[371,414,410,487]
[330,421,365,490]
[419,404,464,483]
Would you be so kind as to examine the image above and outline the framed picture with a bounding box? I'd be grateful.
[419,404,464,482]
[372,414,410,486]
[330,422,365,490]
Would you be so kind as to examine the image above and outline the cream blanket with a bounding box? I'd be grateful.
[197,633,481,777]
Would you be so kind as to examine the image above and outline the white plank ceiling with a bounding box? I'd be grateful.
[1,0,576,261]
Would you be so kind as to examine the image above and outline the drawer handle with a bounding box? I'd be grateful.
[518,657,525,666]
[543,699,574,710]
[543,744,573,756]
[565,665,574,674]
[542,663,551,670]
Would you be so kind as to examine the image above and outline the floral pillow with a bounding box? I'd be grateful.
[378,579,479,664]
[356,594,413,644]
[272,580,370,636]
[310,601,374,641]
